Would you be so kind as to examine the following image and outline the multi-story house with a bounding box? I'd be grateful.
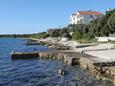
[70,10,103,25]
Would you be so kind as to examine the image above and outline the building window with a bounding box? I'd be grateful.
[80,19,83,24]
[73,17,75,20]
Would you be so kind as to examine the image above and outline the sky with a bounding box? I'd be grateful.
[0,0,115,34]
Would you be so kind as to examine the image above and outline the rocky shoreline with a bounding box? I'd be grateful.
[11,38,115,84]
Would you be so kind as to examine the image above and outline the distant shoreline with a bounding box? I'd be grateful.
[0,34,31,38]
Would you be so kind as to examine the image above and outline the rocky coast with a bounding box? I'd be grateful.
[11,37,115,84]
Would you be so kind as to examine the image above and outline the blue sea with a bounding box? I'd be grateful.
[0,38,114,86]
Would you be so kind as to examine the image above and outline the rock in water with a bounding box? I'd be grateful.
[58,68,64,75]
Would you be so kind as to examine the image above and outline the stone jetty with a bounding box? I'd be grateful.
[11,50,81,66]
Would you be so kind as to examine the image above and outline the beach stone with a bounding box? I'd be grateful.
[67,58,73,66]
[64,57,79,66]
[102,77,107,81]
[64,57,69,64]
[58,68,64,75]
[96,75,101,80]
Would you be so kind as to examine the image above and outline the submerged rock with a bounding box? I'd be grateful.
[58,68,64,75]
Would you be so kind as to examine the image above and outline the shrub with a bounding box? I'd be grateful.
[72,32,82,40]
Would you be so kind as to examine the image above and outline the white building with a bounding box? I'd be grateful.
[70,10,103,25]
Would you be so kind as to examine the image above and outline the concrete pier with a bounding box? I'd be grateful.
[11,52,39,59]
[11,51,81,66]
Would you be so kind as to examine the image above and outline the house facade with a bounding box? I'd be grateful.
[70,10,103,25]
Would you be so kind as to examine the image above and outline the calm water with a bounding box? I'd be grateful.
[0,38,114,86]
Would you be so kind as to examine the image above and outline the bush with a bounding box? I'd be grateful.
[72,32,82,40]
[83,33,95,40]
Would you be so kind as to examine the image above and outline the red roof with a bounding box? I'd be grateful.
[78,11,102,15]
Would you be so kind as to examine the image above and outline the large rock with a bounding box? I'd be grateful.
[65,57,79,66]
[58,68,64,75]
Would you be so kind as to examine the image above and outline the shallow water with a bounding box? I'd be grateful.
[0,38,114,86]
